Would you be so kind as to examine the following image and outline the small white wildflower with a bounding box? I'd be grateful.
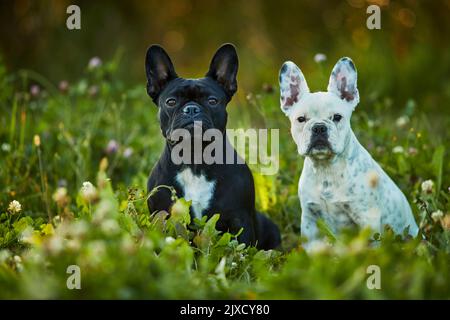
[92,201,114,223]
[123,147,133,158]
[100,219,120,235]
[66,239,81,251]
[68,220,89,238]
[58,80,69,93]
[1,143,11,152]
[88,85,99,97]
[13,255,22,263]
[106,139,119,154]
[121,235,136,254]
[88,56,102,69]
[80,181,98,202]
[392,146,404,154]
[314,53,327,63]
[33,134,41,147]
[52,187,68,207]
[165,236,175,244]
[421,180,434,194]
[431,210,444,222]
[395,115,409,128]
[0,250,11,263]
[30,84,40,97]
[45,235,64,255]
[8,200,22,214]
[408,147,418,156]
[441,214,450,230]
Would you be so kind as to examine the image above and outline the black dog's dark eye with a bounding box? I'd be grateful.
[333,114,342,122]
[208,97,218,105]
[297,116,306,123]
[166,98,177,107]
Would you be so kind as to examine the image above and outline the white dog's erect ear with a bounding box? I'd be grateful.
[327,57,359,107]
[279,61,309,116]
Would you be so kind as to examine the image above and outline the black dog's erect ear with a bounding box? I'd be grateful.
[145,45,178,102]
[206,43,239,98]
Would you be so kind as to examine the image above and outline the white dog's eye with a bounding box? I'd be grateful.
[297,116,306,123]
[333,114,342,122]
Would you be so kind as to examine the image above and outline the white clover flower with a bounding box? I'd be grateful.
[431,210,444,222]
[165,236,175,244]
[88,56,102,69]
[395,115,410,128]
[106,139,119,154]
[441,214,450,230]
[123,147,133,158]
[408,147,418,156]
[0,250,11,263]
[58,80,69,93]
[52,187,68,207]
[45,235,64,255]
[392,146,404,154]
[66,239,81,251]
[121,235,136,254]
[30,84,40,97]
[8,200,22,214]
[1,143,11,152]
[69,220,89,238]
[314,53,327,63]
[100,219,120,235]
[421,180,434,194]
[80,181,98,202]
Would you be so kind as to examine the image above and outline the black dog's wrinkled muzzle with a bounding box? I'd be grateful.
[166,103,214,145]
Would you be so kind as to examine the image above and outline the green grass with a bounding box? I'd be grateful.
[0,57,449,299]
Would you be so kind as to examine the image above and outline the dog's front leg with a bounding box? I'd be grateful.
[300,209,323,252]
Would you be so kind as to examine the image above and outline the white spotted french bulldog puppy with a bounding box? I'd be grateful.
[278,57,419,250]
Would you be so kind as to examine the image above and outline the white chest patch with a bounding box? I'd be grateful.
[175,168,216,219]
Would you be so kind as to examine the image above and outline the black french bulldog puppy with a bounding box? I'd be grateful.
[145,43,281,250]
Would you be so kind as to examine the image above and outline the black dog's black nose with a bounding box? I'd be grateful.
[312,123,328,135]
[182,104,201,116]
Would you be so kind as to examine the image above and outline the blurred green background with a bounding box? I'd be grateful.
[1,0,450,107]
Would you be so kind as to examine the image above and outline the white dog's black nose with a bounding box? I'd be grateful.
[312,123,328,135]
[182,104,201,116]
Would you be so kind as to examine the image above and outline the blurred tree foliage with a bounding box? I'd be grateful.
[1,0,450,111]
